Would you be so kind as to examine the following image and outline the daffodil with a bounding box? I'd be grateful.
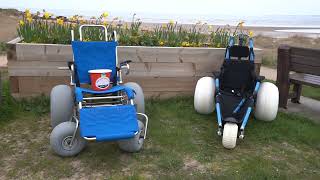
[26,12,32,18]
[44,12,50,19]
[26,17,32,23]
[57,18,64,25]
[238,20,244,28]
[19,20,25,26]
[159,41,164,46]
[162,24,167,28]
[102,21,108,26]
[169,20,175,25]
[102,12,109,18]
[208,25,213,30]
[249,30,254,37]
[25,9,30,14]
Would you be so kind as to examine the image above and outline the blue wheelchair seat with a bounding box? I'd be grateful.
[79,105,139,141]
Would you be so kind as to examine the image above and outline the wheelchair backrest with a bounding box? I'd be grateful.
[220,36,256,94]
[220,60,255,95]
[71,41,117,85]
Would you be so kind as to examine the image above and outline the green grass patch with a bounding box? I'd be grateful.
[261,56,277,68]
[0,83,319,178]
[0,42,6,54]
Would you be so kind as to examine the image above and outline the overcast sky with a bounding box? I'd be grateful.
[1,0,319,16]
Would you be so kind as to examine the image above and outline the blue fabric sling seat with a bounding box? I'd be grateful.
[75,86,135,102]
[79,105,139,141]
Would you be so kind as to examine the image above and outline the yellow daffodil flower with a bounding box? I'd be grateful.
[249,31,254,37]
[44,12,50,19]
[102,21,108,26]
[169,20,175,25]
[185,42,190,47]
[57,18,64,25]
[25,9,30,14]
[162,24,167,28]
[19,20,25,26]
[102,12,109,18]
[238,20,244,28]
[26,12,32,18]
[159,41,164,46]
[26,17,32,23]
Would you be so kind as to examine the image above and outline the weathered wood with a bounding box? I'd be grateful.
[289,73,320,88]
[277,45,320,108]
[291,83,302,103]
[7,41,262,97]
[277,45,291,108]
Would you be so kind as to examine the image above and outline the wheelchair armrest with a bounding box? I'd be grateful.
[119,60,132,75]
[67,61,74,70]
[257,75,265,82]
[212,71,221,79]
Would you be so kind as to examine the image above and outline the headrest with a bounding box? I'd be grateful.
[229,45,250,58]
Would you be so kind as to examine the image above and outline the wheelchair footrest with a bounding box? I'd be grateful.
[79,105,139,141]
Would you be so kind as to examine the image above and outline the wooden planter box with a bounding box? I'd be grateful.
[7,38,262,98]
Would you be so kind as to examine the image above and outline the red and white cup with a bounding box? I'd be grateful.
[88,69,112,91]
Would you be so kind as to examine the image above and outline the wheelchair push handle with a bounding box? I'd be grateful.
[79,25,108,41]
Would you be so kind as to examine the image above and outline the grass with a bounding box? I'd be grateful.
[0,80,319,179]
[301,85,320,101]
[0,42,6,54]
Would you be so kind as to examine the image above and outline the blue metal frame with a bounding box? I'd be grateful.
[225,36,235,61]
[239,82,260,130]
[216,36,261,132]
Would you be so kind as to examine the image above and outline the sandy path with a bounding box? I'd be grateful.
[0,55,7,67]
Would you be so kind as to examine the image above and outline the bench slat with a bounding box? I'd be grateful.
[289,73,320,87]
[291,54,320,67]
[290,63,320,76]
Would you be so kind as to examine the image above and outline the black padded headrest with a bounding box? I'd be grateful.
[229,45,249,58]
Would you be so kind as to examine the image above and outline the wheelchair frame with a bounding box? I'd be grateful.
[215,35,261,139]
[59,25,148,145]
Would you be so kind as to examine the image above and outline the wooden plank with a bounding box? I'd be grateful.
[289,73,320,87]
[16,43,73,62]
[290,63,320,76]
[8,61,69,76]
[291,54,320,67]
[123,62,195,77]
[9,76,19,93]
[291,46,320,58]
[123,76,198,92]
[17,76,69,95]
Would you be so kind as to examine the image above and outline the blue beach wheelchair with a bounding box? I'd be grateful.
[50,25,148,156]
[194,34,279,149]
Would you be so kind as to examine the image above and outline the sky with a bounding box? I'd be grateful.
[1,0,320,16]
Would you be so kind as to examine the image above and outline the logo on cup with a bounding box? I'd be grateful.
[95,73,110,89]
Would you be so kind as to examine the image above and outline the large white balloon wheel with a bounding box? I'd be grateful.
[222,123,238,149]
[194,77,215,114]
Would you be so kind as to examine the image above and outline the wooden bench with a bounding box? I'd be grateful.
[276,45,320,108]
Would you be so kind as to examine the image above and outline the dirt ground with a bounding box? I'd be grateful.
[0,10,19,42]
